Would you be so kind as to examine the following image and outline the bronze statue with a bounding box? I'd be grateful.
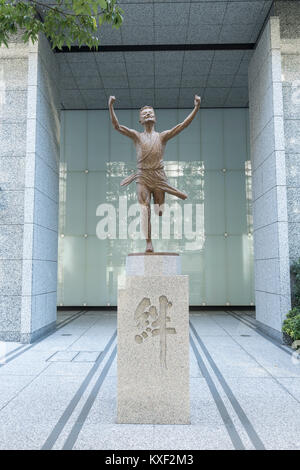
[108,95,201,253]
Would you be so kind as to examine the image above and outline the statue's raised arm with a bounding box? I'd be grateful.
[108,96,139,142]
[160,95,201,143]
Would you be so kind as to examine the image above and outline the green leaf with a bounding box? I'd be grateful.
[98,0,107,9]
[91,16,97,29]
[91,1,98,15]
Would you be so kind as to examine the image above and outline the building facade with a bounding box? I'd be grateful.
[0,0,299,342]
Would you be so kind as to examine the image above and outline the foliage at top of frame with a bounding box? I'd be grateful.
[0,0,124,49]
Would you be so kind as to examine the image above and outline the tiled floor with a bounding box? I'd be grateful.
[0,310,299,450]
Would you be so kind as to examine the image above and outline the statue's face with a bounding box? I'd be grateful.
[140,107,156,125]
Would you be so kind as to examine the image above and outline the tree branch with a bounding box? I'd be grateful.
[28,0,105,18]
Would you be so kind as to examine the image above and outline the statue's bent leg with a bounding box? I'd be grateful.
[153,189,165,216]
[137,183,153,253]
[163,184,187,200]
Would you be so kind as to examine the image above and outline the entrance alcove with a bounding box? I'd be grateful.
[55,4,265,312]
[1,0,293,343]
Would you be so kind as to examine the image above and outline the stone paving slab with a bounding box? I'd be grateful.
[0,360,50,377]
[212,314,261,337]
[72,351,102,362]
[276,377,300,402]
[225,377,300,450]
[194,334,270,378]
[73,424,154,451]
[42,362,95,377]
[0,375,84,424]
[152,424,234,450]
[0,375,36,409]
[0,310,299,450]
[47,351,79,362]
[233,335,300,378]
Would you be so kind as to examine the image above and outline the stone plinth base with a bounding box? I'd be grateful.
[117,254,189,424]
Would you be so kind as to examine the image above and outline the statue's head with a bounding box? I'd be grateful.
[139,105,156,125]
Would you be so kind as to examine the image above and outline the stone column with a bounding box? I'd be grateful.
[273,1,300,264]
[248,18,291,340]
[0,33,60,342]
[117,254,189,424]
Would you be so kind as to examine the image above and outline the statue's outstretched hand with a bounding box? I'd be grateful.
[109,95,116,107]
[194,95,201,108]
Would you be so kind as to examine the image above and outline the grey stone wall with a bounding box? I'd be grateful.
[248,18,291,339]
[0,40,28,340]
[274,1,300,264]
[0,34,60,342]
[21,34,60,342]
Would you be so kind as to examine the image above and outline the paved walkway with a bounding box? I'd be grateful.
[0,310,299,450]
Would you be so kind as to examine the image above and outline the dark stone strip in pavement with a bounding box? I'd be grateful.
[0,344,25,364]
[227,310,292,356]
[62,345,117,450]
[190,321,265,450]
[41,329,117,450]
[219,315,300,407]
[56,310,85,329]
[190,333,245,450]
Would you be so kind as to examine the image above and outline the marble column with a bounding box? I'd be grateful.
[117,254,190,424]
[0,33,60,342]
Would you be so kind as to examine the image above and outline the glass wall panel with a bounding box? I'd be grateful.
[204,172,225,235]
[225,171,247,234]
[65,172,86,235]
[58,236,86,305]
[58,108,253,306]
[201,109,223,170]
[204,236,227,305]
[224,109,247,170]
[86,237,109,305]
[227,235,254,305]
[86,172,107,234]
[87,111,109,170]
[64,111,87,171]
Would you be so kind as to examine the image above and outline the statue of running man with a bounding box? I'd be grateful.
[108,95,201,253]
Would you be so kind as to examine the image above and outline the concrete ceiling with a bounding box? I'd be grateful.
[54,1,273,109]
[97,0,272,45]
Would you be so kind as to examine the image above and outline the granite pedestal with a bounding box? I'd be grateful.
[117,254,190,424]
